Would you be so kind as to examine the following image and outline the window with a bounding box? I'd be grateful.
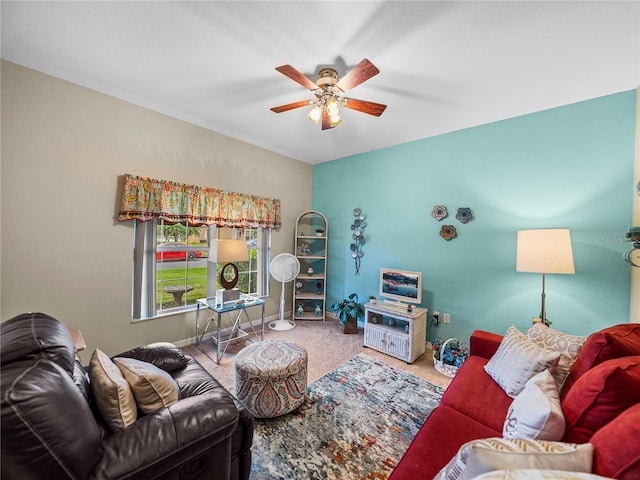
[132,220,270,320]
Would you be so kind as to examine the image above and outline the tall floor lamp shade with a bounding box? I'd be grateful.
[516,229,575,326]
[209,239,249,290]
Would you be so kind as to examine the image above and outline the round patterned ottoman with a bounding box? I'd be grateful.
[235,340,308,418]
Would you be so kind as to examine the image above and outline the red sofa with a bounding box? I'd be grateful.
[390,323,640,479]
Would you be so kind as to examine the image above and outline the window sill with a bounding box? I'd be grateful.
[132,305,197,323]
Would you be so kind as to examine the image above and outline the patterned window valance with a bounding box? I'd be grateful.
[118,173,281,229]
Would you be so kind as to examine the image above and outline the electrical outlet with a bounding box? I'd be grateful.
[432,311,440,325]
[443,313,450,324]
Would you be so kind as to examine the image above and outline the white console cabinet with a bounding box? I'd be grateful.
[364,303,427,363]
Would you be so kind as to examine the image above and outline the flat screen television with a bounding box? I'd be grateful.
[379,268,422,305]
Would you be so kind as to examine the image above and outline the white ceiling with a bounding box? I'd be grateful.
[2,1,639,165]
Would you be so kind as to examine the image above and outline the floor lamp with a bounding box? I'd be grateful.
[516,229,575,326]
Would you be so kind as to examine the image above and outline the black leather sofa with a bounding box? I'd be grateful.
[1,312,254,480]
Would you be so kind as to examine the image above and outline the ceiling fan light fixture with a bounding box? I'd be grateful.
[326,97,340,117]
[272,59,386,130]
[307,105,322,124]
[329,111,342,127]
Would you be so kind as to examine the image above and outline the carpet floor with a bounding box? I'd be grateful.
[248,353,444,479]
[181,319,452,479]
[181,318,452,392]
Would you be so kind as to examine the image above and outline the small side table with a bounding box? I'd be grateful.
[195,295,266,364]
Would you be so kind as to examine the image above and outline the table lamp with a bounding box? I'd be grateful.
[516,229,575,326]
[209,239,249,303]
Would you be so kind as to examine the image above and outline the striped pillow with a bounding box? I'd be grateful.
[484,325,561,397]
[434,438,593,480]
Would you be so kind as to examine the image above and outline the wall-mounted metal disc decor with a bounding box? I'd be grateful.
[431,205,448,221]
[431,204,473,240]
[350,208,367,275]
[455,207,473,224]
[440,225,457,241]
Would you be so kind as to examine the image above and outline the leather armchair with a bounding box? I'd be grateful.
[1,312,254,480]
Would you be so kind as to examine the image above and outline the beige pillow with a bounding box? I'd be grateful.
[471,470,613,479]
[89,349,137,431]
[526,323,586,389]
[113,357,180,413]
[503,369,565,440]
[434,438,593,480]
[485,325,561,397]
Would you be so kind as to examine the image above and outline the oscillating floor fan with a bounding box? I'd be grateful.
[269,253,300,331]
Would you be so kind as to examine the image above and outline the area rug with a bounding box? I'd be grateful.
[250,353,445,480]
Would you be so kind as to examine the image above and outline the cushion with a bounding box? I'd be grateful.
[526,323,586,389]
[2,359,102,479]
[440,356,514,432]
[1,312,76,372]
[113,357,180,413]
[562,323,640,397]
[89,349,137,431]
[434,438,593,480]
[471,470,614,479]
[114,345,188,373]
[589,403,640,480]
[485,325,561,397]
[503,369,565,441]
[562,355,640,443]
[389,406,502,480]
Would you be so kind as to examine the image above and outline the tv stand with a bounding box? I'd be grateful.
[382,299,407,307]
[364,303,427,363]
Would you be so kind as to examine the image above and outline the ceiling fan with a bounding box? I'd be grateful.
[270,58,387,130]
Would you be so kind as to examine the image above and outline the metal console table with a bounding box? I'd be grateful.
[195,294,266,364]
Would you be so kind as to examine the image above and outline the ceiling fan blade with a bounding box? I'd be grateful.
[275,65,319,91]
[321,110,334,130]
[270,100,312,113]
[335,59,380,92]
[342,98,387,117]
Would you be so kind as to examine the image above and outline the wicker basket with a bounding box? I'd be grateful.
[432,337,461,378]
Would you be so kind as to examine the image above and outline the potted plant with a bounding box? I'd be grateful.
[330,293,365,334]
[369,295,377,304]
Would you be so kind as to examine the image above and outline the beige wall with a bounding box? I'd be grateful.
[1,61,312,362]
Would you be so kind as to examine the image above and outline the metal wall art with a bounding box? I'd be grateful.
[440,225,457,241]
[431,204,474,241]
[431,205,448,221]
[350,208,367,275]
[455,207,473,224]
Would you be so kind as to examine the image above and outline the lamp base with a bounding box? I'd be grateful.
[269,320,296,331]
[217,288,240,304]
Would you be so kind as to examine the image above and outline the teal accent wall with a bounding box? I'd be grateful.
[312,91,636,341]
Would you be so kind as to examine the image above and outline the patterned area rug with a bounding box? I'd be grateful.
[250,353,444,480]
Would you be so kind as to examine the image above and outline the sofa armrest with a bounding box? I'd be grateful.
[92,391,238,479]
[470,330,503,359]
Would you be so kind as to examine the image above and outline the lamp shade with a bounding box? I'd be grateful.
[209,239,249,263]
[516,229,575,274]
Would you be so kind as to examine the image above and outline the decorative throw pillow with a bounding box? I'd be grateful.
[503,369,565,441]
[562,355,640,443]
[89,349,137,431]
[113,357,180,414]
[434,438,593,480]
[471,470,614,479]
[589,403,640,480]
[114,345,188,373]
[485,325,561,397]
[561,323,640,395]
[526,323,586,389]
